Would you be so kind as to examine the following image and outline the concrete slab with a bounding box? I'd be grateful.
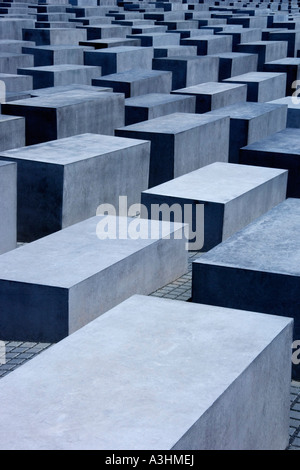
[236,41,288,71]
[29,84,113,97]
[0,295,292,449]
[215,27,262,51]
[0,161,16,254]
[0,133,149,241]
[210,52,258,81]
[0,113,25,151]
[23,28,87,46]
[224,72,287,102]
[0,72,32,92]
[79,37,142,49]
[264,58,300,96]
[181,35,233,55]
[269,96,300,128]
[22,44,92,66]
[141,162,287,251]
[84,46,153,75]
[192,198,300,379]
[2,90,124,145]
[0,218,187,342]
[116,113,229,187]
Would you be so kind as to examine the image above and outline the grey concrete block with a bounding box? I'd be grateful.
[77,24,131,40]
[215,27,262,51]
[227,15,268,29]
[267,30,300,58]
[0,52,33,74]
[181,35,233,55]
[0,72,32,92]
[0,161,16,254]
[171,82,247,113]
[207,102,288,163]
[0,114,25,151]
[116,113,229,187]
[17,64,102,90]
[192,198,300,379]
[92,69,172,98]
[152,55,219,90]
[264,58,300,96]
[142,162,287,251]
[0,295,292,449]
[79,37,142,49]
[236,41,288,71]
[153,45,197,58]
[0,19,35,40]
[22,28,87,46]
[22,45,91,67]
[0,133,150,241]
[269,97,300,128]
[224,72,287,102]
[0,39,35,54]
[0,219,187,342]
[29,84,113,97]
[84,46,153,75]
[127,32,180,47]
[2,90,124,145]
[240,128,300,198]
[209,52,258,81]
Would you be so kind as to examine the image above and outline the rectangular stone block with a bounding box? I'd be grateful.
[0,218,187,342]
[23,28,87,46]
[269,96,300,128]
[141,162,287,251]
[0,133,150,241]
[16,64,102,89]
[236,41,288,71]
[84,46,153,75]
[77,24,131,40]
[264,58,300,96]
[192,198,300,379]
[29,84,113,97]
[2,90,124,145]
[223,72,287,102]
[92,69,172,98]
[0,295,292,449]
[0,52,33,74]
[216,27,262,51]
[208,102,288,163]
[0,161,16,254]
[125,92,196,125]
[152,55,219,89]
[0,114,25,151]
[181,35,233,55]
[240,128,300,198]
[127,32,180,47]
[210,52,258,81]
[0,39,35,54]
[227,15,268,29]
[0,19,35,40]
[171,82,247,113]
[116,113,229,187]
[79,37,141,48]
[153,45,197,58]
[267,30,300,58]
[22,45,91,66]
[0,72,32,92]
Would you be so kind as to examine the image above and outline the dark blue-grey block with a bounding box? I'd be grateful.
[267,30,300,58]
[22,28,87,46]
[152,55,219,90]
[0,161,16,254]
[77,24,131,40]
[29,84,113,97]
[2,90,124,145]
[153,45,197,58]
[0,72,32,93]
[264,58,300,96]
[78,37,142,48]
[126,32,180,47]
[0,133,150,242]
[236,41,288,71]
[192,198,300,380]
[223,72,287,102]
[180,35,232,55]
[0,217,187,342]
[207,102,287,164]
[116,113,229,187]
[269,97,300,128]
[22,45,92,66]
[215,28,262,51]
[240,128,300,198]
[92,69,172,98]
[125,93,196,125]
[209,52,258,81]
[84,46,153,75]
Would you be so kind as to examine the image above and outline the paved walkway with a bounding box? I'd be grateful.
[0,252,299,450]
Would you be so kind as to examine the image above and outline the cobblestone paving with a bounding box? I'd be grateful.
[0,251,299,449]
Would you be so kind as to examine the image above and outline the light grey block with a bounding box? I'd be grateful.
[17,64,102,89]
[125,93,196,125]
[127,32,180,47]
[22,28,87,46]
[2,90,124,145]
[181,35,233,55]
[0,114,25,151]
[77,24,131,40]
[0,133,149,241]
[216,27,262,51]
[0,72,32,93]
[0,19,35,40]
[116,113,230,187]
[224,72,287,102]
[208,102,288,163]
[29,84,113,97]
[236,41,288,71]
[84,46,153,75]
[0,295,292,450]
[0,218,187,342]
[0,161,16,254]
[267,30,300,58]
[22,45,91,66]
[264,58,300,96]
[210,52,258,81]
[269,96,300,128]
[0,52,33,74]
[153,45,197,58]
[171,82,247,113]
[141,162,288,251]
[79,37,142,48]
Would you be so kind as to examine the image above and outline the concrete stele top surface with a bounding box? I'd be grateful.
[18,64,99,72]
[0,294,292,450]
[173,81,246,94]
[117,112,225,134]
[3,90,119,108]
[87,45,150,54]
[30,84,112,95]
[269,97,300,110]
[0,114,24,122]
[125,93,193,107]
[225,71,285,82]
[0,133,148,165]
[265,57,300,65]
[143,162,287,204]
[195,198,300,277]
[0,216,184,288]
[208,102,287,119]
[98,68,171,81]
[242,128,300,154]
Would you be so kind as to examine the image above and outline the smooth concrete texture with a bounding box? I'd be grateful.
[17,64,102,89]
[22,45,91,66]
[192,198,300,380]
[77,24,131,41]
[79,37,142,49]
[224,72,287,102]
[208,102,288,163]
[0,218,188,342]
[153,45,198,58]
[0,72,32,93]
[240,128,300,198]
[0,295,292,450]
[23,28,87,46]
[0,18,35,40]
[267,30,300,58]
[181,35,233,55]
[116,113,230,187]
[236,41,288,71]
[141,162,288,251]
[0,114,25,151]
[152,55,219,90]
[84,46,153,75]
[0,52,33,74]
[127,32,180,47]
[0,133,150,241]
[269,97,300,128]
[93,69,172,98]
[171,82,247,113]
[215,27,262,51]
[210,52,258,81]
[0,161,17,255]
[125,93,196,125]
[2,90,125,145]
[264,58,300,96]
[29,84,113,96]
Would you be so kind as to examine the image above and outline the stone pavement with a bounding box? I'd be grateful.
[0,251,299,450]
